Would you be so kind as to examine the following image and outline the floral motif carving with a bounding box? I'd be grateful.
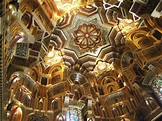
[73,24,101,49]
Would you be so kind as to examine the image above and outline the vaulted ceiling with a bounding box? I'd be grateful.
[1,0,162,121]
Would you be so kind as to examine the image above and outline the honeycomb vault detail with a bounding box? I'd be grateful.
[1,0,162,121]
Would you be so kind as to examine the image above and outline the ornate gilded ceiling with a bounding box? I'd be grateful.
[1,0,162,121]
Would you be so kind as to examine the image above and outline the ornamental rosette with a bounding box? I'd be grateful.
[73,24,101,49]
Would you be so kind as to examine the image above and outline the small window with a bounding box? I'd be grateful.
[112,108,119,117]
[41,77,47,85]
[122,105,129,114]
[52,99,58,110]
[152,30,162,40]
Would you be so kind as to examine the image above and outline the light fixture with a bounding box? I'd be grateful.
[51,0,92,21]
[44,49,63,65]
[97,61,107,70]
[93,61,114,75]
[47,51,55,58]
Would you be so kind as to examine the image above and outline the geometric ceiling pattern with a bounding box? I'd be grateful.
[51,5,135,71]
[51,5,119,70]
[0,0,162,121]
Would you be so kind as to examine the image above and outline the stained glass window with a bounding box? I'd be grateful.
[151,74,162,103]
[66,108,82,121]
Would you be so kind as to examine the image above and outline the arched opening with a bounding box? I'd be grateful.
[122,104,129,114]
[24,94,31,107]
[112,107,119,117]
[130,98,137,109]
[21,11,32,29]
[145,98,158,111]
[51,99,58,110]
[56,115,65,121]
[107,85,116,93]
